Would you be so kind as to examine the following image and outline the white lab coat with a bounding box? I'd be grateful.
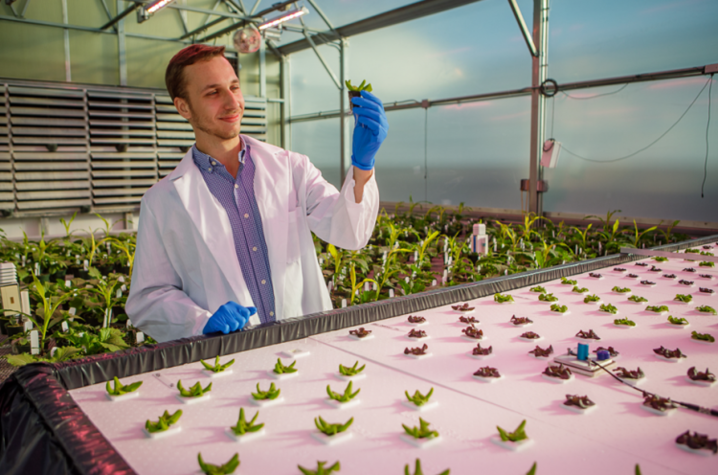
[126,136,379,343]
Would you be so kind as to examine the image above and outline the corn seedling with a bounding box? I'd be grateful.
[628,220,657,248]
[326,381,360,403]
[252,382,281,400]
[402,418,439,439]
[298,461,341,475]
[229,408,264,436]
[177,380,212,398]
[314,416,353,436]
[538,293,558,302]
[273,358,297,374]
[497,419,528,442]
[404,458,450,475]
[339,361,366,376]
[600,303,618,314]
[197,453,239,475]
[201,356,235,373]
[106,376,142,396]
[494,293,514,303]
[646,305,669,313]
[405,388,434,407]
[667,316,689,325]
[145,409,182,433]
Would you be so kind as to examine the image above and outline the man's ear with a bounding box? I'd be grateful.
[174,96,192,121]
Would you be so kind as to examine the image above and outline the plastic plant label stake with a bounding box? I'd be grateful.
[136,332,145,344]
[20,290,30,315]
[68,307,76,316]
[30,330,40,355]
[23,320,33,332]
[61,321,69,332]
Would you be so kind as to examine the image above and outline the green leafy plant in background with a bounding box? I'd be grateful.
[177,380,212,398]
[3,345,83,367]
[106,376,142,396]
[404,458,450,475]
[405,388,434,407]
[600,303,618,314]
[673,294,692,303]
[201,356,235,373]
[402,418,439,439]
[627,220,657,248]
[25,273,74,352]
[298,461,341,475]
[628,295,647,303]
[326,381,360,403]
[697,305,717,315]
[145,409,182,433]
[229,408,264,436]
[252,382,281,400]
[647,305,669,313]
[315,416,353,436]
[497,419,528,442]
[83,267,122,328]
[667,316,689,325]
[273,358,298,374]
[197,453,239,475]
[345,79,372,92]
[338,361,365,376]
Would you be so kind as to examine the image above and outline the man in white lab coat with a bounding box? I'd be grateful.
[126,45,387,343]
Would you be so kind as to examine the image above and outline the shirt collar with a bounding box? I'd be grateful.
[191,137,248,174]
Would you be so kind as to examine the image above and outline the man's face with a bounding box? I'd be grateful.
[175,55,244,141]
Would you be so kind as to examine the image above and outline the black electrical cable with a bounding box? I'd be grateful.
[560,82,629,100]
[562,76,712,163]
[701,74,713,198]
[565,348,718,417]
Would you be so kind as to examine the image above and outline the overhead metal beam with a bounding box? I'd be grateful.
[196,0,300,42]
[507,0,537,57]
[100,2,139,30]
[279,0,485,55]
[97,0,117,32]
[304,0,337,33]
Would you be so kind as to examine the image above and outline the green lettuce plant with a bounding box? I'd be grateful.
[561,277,577,285]
[600,303,618,314]
[273,358,297,374]
[326,381,360,403]
[201,356,235,373]
[145,409,182,433]
[494,293,514,303]
[405,388,434,407]
[614,317,636,327]
[252,382,280,400]
[647,305,669,313]
[538,293,558,302]
[345,79,372,92]
[612,286,631,293]
[177,380,212,398]
[667,316,688,325]
[497,419,528,442]
[673,294,692,303]
[229,408,264,436]
[628,295,647,303]
[697,305,717,315]
[106,376,142,396]
[691,331,714,342]
[402,418,439,439]
[550,304,568,313]
[572,286,589,293]
[583,294,600,303]
[404,459,450,475]
[315,416,353,436]
[339,361,365,376]
[197,453,239,475]
[298,461,341,475]
[529,286,546,293]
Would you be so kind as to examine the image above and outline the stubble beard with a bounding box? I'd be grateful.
[187,101,241,141]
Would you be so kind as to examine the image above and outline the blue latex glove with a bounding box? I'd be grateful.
[203,302,257,335]
[351,91,389,171]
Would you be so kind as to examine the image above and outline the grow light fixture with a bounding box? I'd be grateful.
[137,0,176,23]
[258,6,308,31]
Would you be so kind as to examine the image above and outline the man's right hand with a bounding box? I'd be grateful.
[203,302,257,335]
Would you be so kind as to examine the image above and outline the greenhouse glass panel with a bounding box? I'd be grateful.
[291,118,341,188]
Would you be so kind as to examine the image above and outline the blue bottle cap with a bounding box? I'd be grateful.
[596,350,610,361]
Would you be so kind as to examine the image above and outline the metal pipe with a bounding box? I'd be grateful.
[178,15,227,39]
[301,18,341,90]
[100,3,139,30]
[507,0,537,57]
[305,0,337,33]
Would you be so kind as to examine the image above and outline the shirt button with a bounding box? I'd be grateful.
[269,311,274,317]
[261,279,266,285]
[234,184,239,189]
[208,167,212,172]
[252,246,257,252]
[244,213,249,218]
[211,161,216,166]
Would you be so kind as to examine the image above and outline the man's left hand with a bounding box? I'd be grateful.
[351,91,389,171]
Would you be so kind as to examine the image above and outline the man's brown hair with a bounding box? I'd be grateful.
[165,44,227,100]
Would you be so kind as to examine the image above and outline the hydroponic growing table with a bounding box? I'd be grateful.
[1,237,716,475]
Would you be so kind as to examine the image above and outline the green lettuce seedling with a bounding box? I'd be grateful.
[701,251,715,256]
[697,305,717,315]
[345,79,372,92]
[529,286,546,293]
[229,408,264,436]
[667,315,688,325]
[298,461,341,475]
[326,381,360,403]
[145,409,182,433]
[561,278,577,285]
[583,294,600,303]
[653,256,668,262]
[550,304,568,313]
[405,388,434,407]
[177,380,212,398]
[338,361,365,376]
[572,286,589,293]
[673,294,692,303]
[494,293,514,303]
[538,293,558,302]
[628,295,647,303]
[527,462,537,475]
[699,261,715,267]
[691,331,715,342]
[201,355,235,373]
[106,376,142,396]
[684,249,700,253]
[404,458,450,475]
[314,416,353,436]
[273,358,297,374]
[402,417,439,439]
[614,317,636,326]
[497,419,528,442]
[612,286,631,293]
[198,452,239,475]
[252,382,281,400]
[600,303,618,314]
[647,305,669,313]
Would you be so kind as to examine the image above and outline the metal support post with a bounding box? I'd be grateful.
[528,0,548,215]
[62,0,71,82]
[280,55,291,149]
[117,1,127,86]
[259,38,267,98]
[339,38,350,184]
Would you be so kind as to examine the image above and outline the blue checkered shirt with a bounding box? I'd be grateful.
[192,142,276,324]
